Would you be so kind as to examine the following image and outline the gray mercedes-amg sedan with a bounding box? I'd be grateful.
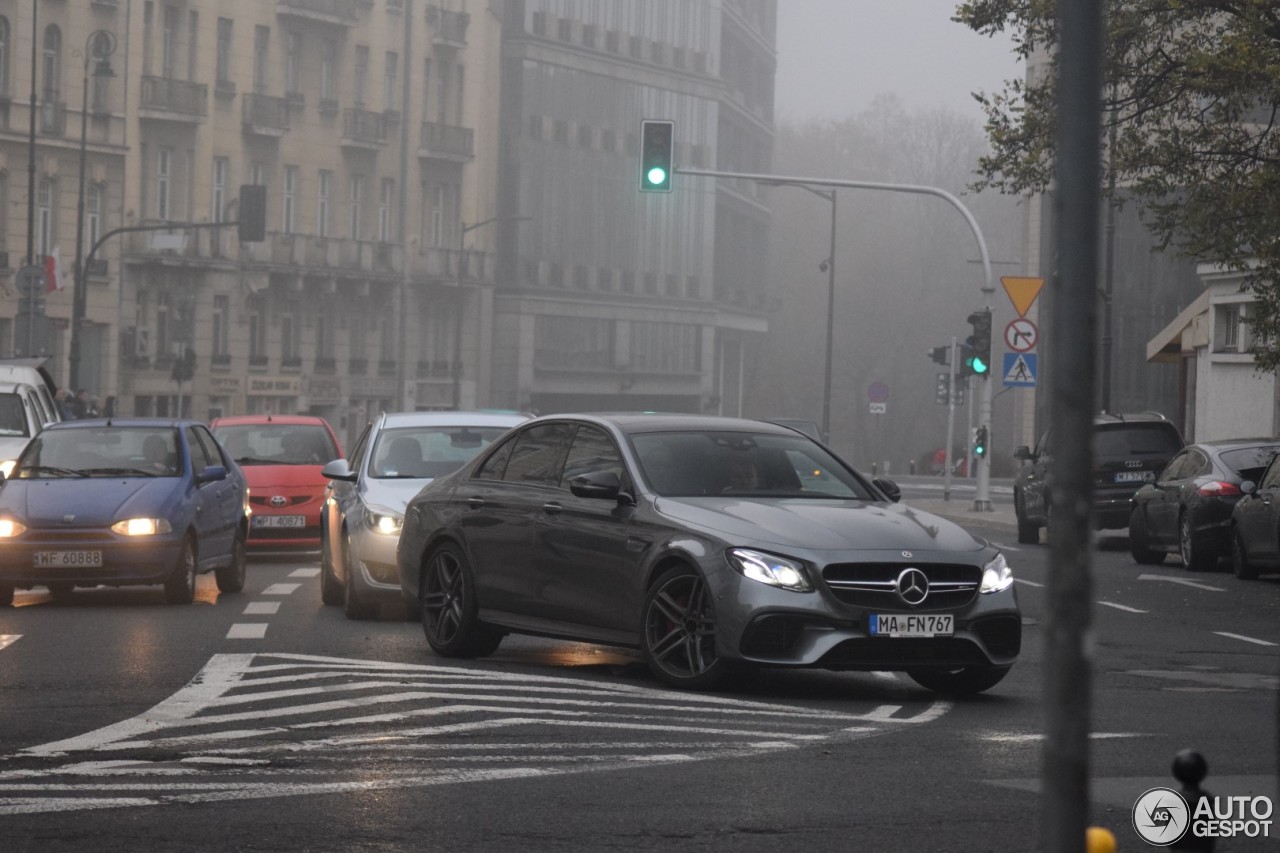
[396,413,1020,695]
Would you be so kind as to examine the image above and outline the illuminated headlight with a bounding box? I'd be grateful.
[979,552,1014,593]
[727,548,812,592]
[0,459,15,479]
[0,518,26,537]
[364,505,403,536]
[111,518,173,536]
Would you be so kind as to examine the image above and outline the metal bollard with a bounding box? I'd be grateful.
[1170,749,1214,851]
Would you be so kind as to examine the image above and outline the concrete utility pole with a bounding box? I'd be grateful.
[677,167,997,508]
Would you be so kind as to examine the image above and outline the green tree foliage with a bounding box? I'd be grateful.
[955,0,1280,369]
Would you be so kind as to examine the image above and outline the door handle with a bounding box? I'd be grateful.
[542,502,562,515]
[467,497,485,509]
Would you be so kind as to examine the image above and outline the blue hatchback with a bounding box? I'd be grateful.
[0,418,250,605]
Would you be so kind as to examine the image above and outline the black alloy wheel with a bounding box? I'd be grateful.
[642,565,729,690]
[907,665,1012,696]
[1232,532,1259,580]
[1128,507,1167,565]
[215,531,247,593]
[319,527,343,606]
[1179,513,1212,571]
[342,536,378,620]
[420,543,502,658]
[164,536,197,605]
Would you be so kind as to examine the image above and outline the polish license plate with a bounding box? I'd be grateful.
[34,550,103,568]
[253,515,306,529]
[869,613,954,637]
[1115,471,1153,483]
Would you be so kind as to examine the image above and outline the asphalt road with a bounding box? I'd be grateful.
[0,512,1277,852]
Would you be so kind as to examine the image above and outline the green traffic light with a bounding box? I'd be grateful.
[972,356,989,375]
[646,167,667,187]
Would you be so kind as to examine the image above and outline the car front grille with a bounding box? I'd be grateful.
[249,495,313,508]
[821,562,981,610]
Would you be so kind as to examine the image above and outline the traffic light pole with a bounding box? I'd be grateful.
[675,166,997,510]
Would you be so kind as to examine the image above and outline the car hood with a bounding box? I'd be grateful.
[241,464,327,490]
[0,436,31,461]
[1,477,183,526]
[362,477,434,514]
[654,496,985,552]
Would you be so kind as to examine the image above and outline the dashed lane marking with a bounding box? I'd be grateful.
[0,634,20,651]
[289,569,319,578]
[980,732,1149,743]
[260,584,301,595]
[243,602,280,616]
[1137,573,1226,592]
[0,653,953,814]
[226,624,268,640]
[1214,631,1277,647]
[1098,601,1147,614]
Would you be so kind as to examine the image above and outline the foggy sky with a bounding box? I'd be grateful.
[774,0,1022,123]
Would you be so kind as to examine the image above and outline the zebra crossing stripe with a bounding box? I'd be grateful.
[0,634,20,651]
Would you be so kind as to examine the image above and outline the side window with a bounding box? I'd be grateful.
[1035,430,1051,457]
[185,427,214,472]
[348,423,372,471]
[502,423,573,485]
[193,426,227,468]
[1186,449,1210,478]
[475,433,516,481]
[559,426,623,488]
[1161,451,1191,481]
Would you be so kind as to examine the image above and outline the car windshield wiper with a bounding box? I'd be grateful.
[234,456,277,466]
[80,467,160,477]
[17,465,90,478]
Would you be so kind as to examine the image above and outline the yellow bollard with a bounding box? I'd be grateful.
[1086,826,1117,853]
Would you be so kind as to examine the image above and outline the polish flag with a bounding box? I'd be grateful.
[44,247,65,293]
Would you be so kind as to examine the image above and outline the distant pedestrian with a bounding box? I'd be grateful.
[54,388,76,420]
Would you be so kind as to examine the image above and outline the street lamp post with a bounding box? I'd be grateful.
[67,30,116,394]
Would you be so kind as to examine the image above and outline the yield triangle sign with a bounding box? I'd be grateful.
[1000,276,1044,318]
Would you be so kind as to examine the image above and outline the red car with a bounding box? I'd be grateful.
[211,415,342,552]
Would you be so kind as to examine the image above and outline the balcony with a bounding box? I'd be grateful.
[415,247,494,284]
[140,77,208,121]
[242,94,290,136]
[418,121,473,163]
[342,108,387,148]
[39,101,66,137]
[276,0,359,26]
[426,6,469,48]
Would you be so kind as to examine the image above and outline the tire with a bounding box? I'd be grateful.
[1232,532,1259,580]
[642,565,730,690]
[1128,507,1167,565]
[47,582,75,602]
[0,584,12,607]
[907,665,1012,696]
[1015,491,1040,545]
[320,528,343,606]
[342,538,378,620]
[420,543,502,658]
[215,531,247,593]
[1179,513,1212,571]
[164,536,197,605]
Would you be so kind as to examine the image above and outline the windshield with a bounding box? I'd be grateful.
[630,430,878,500]
[0,393,28,437]
[213,423,338,465]
[13,427,180,478]
[369,425,511,479]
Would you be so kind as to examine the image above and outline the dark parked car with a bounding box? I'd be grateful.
[0,419,249,605]
[1127,439,1280,569]
[1014,412,1184,544]
[396,414,1021,695]
[1230,452,1280,580]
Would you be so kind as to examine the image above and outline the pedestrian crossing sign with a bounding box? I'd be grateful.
[1003,352,1037,387]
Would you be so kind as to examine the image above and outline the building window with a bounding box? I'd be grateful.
[253,25,269,95]
[250,161,266,189]
[534,316,614,369]
[212,295,229,358]
[430,185,444,247]
[86,183,102,252]
[384,51,398,111]
[37,177,55,258]
[315,313,332,358]
[380,316,395,362]
[631,322,701,372]
[320,39,336,101]
[282,165,298,234]
[349,176,364,239]
[91,30,112,113]
[41,25,60,101]
[212,157,228,222]
[354,46,369,107]
[248,297,266,359]
[285,32,301,96]
[280,312,298,361]
[162,4,178,79]
[156,148,172,220]
[317,170,331,238]
[0,17,10,97]
[156,291,171,359]
[378,178,394,242]
[186,11,199,81]
[1218,303,1250,353]
[216,18,233,86]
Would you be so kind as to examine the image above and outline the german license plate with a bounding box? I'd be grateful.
[1115,471,1153,483]
[34,550,103,568]
[869,613,954,637]
[253,515,306,529]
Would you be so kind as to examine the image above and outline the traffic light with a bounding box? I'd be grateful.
[973,425,988,458]
[640,119,674,192]
[965,309,992,376]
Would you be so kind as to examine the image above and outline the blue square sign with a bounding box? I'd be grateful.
[1003,352,1037,387]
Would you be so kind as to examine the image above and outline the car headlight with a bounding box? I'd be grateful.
[979,552,1014,593]
[111,518,173,536]
[0,459,15,479]
[0,518,26,537]
[727,548,812,592]
[363,505,403,536]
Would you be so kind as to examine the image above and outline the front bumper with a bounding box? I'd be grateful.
[0,534,183,588]
[348,526,406,604]
[247,506,322,550]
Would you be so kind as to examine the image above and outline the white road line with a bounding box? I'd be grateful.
[260,583,301,595]
[243,602,280,616]
[226,624,268,640]
[289,569,319,578]
[1214,631,1277,647]
[1137,573,1226,592]
[982,732,1147,743]
[1098,601,1147,614]
[0,634,21,651]
[1015,578,1044,588]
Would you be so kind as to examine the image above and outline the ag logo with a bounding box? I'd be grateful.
[1132,787,1189,845]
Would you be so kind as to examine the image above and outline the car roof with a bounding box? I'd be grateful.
[46,418,196,430]
[377,411,531,429]
[1093,411,1176,426]
[1192,438,1280,451]
[211,415,332,427]
[527,412,801,436]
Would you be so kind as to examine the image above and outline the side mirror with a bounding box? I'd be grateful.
[322,458,357,482]
[197,464,228,484]
[872,476,901,503]
[1014,445,1033,461]
[570,470,628,502]
[1240,480,1257,496]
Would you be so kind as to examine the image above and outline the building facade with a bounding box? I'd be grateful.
[491,0,775,416]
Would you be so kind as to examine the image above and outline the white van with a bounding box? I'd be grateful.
[0,380,55,477]
[0,359,61,427]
